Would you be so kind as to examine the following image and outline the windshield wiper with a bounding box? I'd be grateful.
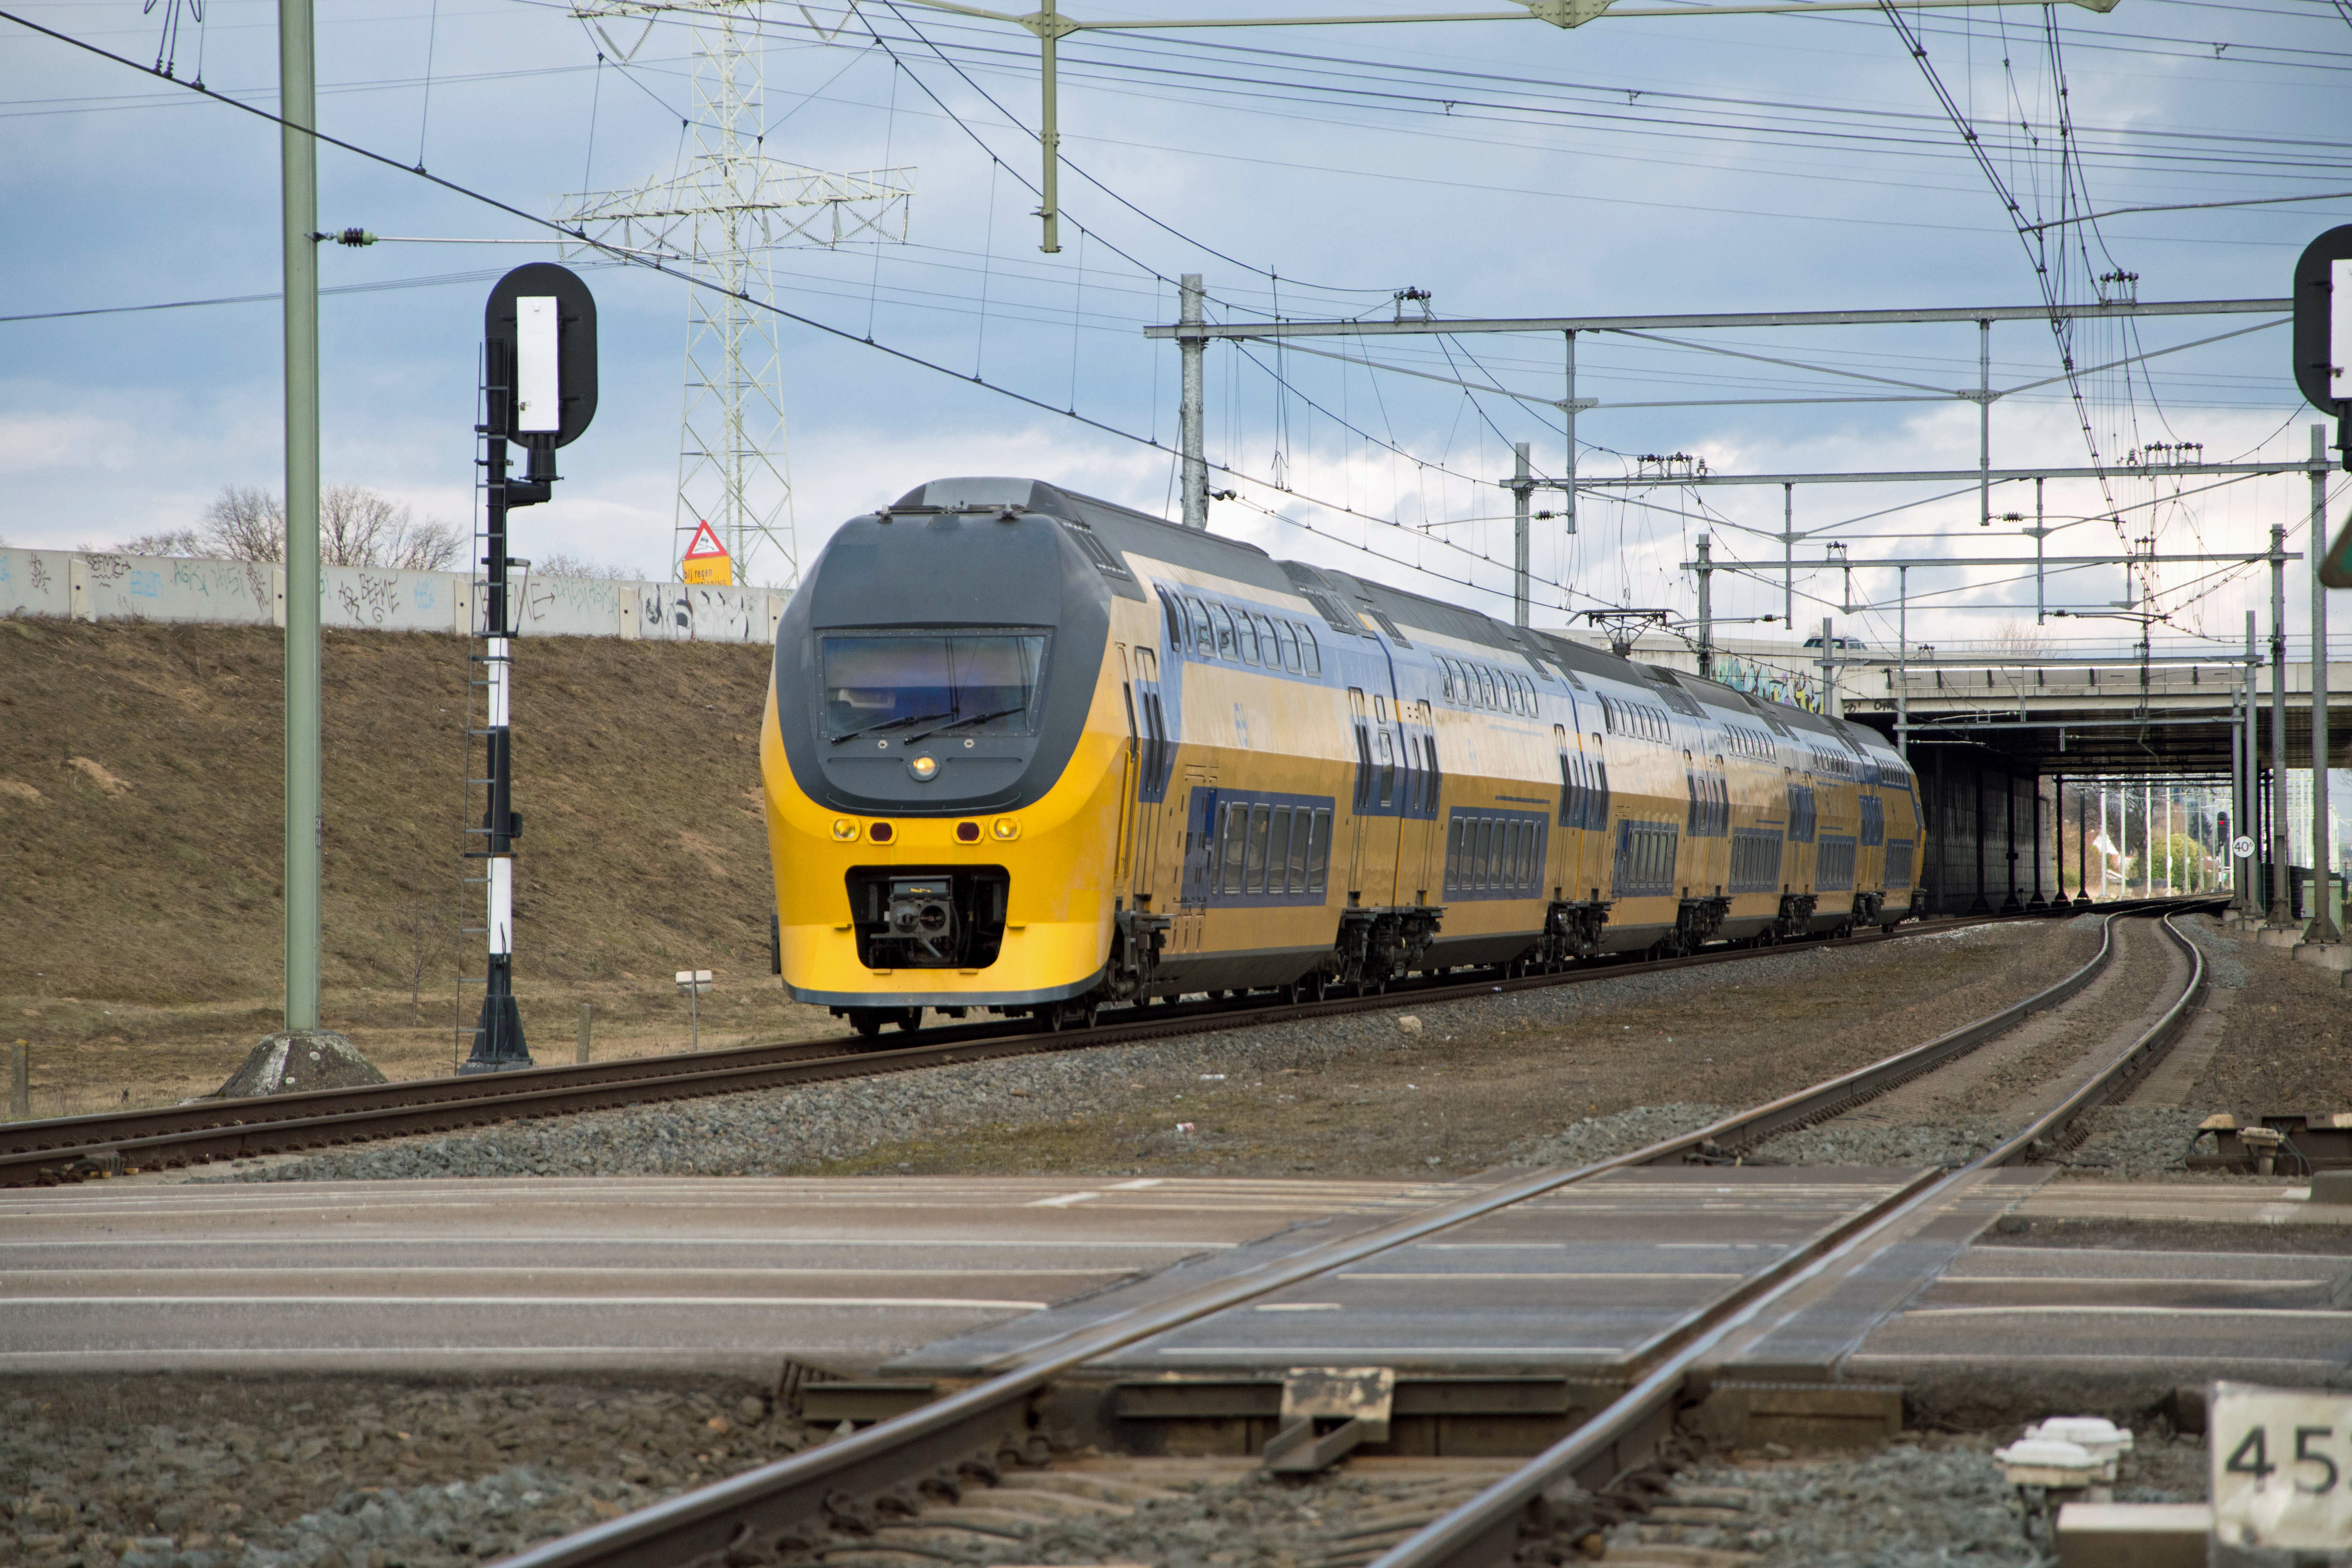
[830,711,952,745]
[905,706,1027,744]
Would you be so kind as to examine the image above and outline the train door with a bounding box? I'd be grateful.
[1398,699,1439,903]
[1116,647,1141,892]
[1128,646,1173,904]
[1346,688,1373,898]
[1176,767,1216,953]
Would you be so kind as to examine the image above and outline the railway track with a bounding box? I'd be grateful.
[476,900,2219,1568]
[1,900,2182,1188]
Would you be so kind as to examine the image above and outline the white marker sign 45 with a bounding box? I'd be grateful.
[2213,1382,2352,1552]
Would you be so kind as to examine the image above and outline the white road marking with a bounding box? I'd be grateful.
[1902,1305,2352,1320]
[1026,1192,1103,1208]
[0,1296,1048,1310]
[1335,1271,1745,1281]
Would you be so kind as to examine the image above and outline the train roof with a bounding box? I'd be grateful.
[887,478,1890,757]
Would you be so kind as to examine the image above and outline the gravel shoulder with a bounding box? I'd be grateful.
[2185,916,2352,1114]
[201,923,2100,1185]
[1,1376,812,1568]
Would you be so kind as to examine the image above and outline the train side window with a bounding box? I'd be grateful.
[1157,587,1183,650]
[1591,736,1610,828]
[1296,626,1319,676]
[1445,819,1463,890]
[1245,805,1272,894]
[1250,614,1278,667]
[1266,807,1292,892]
[1185,597,1213,657]
[1211,604,1239,661]
[1220,805,1249,895]
[1425,733,1442,801]
[1376,729,1395,807]
[1438,659,1455,702]
[1234,612,1260,665]
[1284,809,1306,892]
[1275,621,1300,672]
[1306,808,1332,892]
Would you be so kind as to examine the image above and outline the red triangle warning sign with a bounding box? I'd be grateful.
[683,521,729,560]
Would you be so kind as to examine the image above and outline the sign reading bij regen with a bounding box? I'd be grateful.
[2293,225,2352,585]
[682,520,733,586]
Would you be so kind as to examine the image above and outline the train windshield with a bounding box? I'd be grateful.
[822,632,1050,740]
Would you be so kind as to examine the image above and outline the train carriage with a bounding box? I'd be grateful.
[761,478,1923,1036]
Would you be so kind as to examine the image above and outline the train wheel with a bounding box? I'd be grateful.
[894,1007,923,1033]
[850,1011,886,1041]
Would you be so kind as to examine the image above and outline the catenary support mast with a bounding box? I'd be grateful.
[280,0,321,1035]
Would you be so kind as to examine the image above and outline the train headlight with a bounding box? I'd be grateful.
[991,818,1021,841]
[907,755,940,782]
[830,818,860,842]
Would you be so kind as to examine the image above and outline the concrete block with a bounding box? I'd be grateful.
[2292,940,2352,973]
[2310,1170,2352,1205]
[638,583,691,641]
[0,548,72,619]
[2054,1502,2209,1568]
[518,573,636,638]
[82,554,280,626]
[1687,1381,1903,1451]
[2257,925,2301,948]
[321,566,466,633]
[682,583,765,643]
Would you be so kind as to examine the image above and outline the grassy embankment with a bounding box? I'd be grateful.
[0,619,841,1114]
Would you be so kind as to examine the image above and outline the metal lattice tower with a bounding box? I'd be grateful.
[562,3,911,584]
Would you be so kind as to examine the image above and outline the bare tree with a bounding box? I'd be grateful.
[531,551,647,581]
[400,897,451,1026]
[114,528,203,556]
[191,484,460,571]
[1990,619,2050,657]
[202,486,287,562]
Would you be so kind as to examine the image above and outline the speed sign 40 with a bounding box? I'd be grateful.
[2214,1382,2352,1554]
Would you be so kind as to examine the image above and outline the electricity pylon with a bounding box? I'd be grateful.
[561,2,912,585]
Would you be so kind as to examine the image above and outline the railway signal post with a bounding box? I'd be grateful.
[462,265,598,1074]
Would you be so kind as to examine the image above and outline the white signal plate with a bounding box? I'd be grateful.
[517,295,561,433]
[2212,1381,2352,1552]
[2335,258,2352,400]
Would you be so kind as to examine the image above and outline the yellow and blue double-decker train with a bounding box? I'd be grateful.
[761,478,1922,1038]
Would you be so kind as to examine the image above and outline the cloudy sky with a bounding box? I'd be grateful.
[3,0,2347,650]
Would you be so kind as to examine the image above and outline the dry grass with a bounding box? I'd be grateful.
[0,619,842,1112]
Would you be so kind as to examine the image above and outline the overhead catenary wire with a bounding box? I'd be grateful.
[0,4,1584,618]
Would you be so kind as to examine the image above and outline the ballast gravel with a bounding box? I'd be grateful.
[209,923,2095,1185]
[1,1378,813,1568]
[1504,1103,1728,1167]
[1627,1429,2207,1568]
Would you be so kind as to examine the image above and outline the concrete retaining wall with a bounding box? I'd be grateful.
[0,550,786,645]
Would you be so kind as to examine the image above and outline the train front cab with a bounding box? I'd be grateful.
[762,482,1138,1032]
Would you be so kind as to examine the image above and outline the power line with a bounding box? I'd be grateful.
[0,4,1583,614]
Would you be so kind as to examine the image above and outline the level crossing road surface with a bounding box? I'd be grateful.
[0,1175,1469,1376]
[6,1171,2342,1399]
[896,1169,2351,1401]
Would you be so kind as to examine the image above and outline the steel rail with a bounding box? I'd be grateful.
[6,902,2150,1187]
[1368,908,2213,1568]
[484,902,2208,1568]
